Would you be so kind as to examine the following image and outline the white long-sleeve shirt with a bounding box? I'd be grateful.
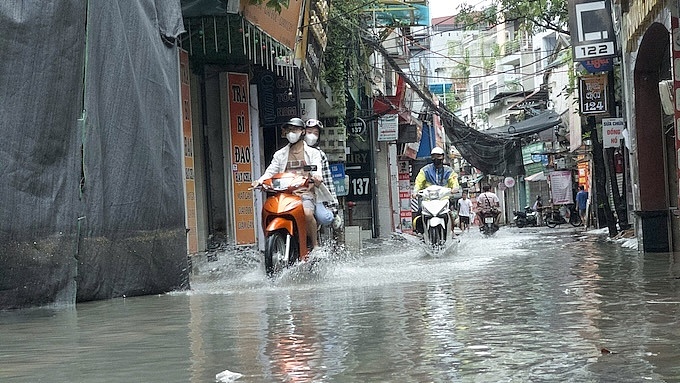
[257,142,323,183]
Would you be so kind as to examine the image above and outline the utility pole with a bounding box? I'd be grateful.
[606,68,630,230]
[588,115,618,236]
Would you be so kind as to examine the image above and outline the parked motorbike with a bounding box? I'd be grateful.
[257,167,316,276]
[416,185,456,253]
[479,209,499,236]
[513,206,539,228]
[544,204,582,228]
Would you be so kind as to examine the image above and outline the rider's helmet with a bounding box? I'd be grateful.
[283,117,305,129]
[430,147,445,156]
[305,118,323,130]
[431,147,445,167]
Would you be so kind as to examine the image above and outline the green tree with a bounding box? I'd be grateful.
[323,0,365,114]
[443,91,462,112]
[248,0,288,13]
[457,0,569,35]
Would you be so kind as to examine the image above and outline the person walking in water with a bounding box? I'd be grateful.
[575,185,588,227]
[458,190,473,232]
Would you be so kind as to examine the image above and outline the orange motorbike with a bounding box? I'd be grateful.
[258,168,315,276]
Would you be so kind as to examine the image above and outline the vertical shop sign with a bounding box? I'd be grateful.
[577,159,590,189]
[398,160,412,233]
[227,73,255,245]
[180,50,198,254]
[672,17,680,207]
[567,0,616,60]
[579,74,608,115]
[330,163,347,197]
[378,113,399,141]
[602,118,624,148]
[256,69,299,127]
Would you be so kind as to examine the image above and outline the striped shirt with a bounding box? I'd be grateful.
[317,148,339,213]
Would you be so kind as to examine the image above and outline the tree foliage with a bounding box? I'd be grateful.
[248,0,287,13]
[457,0,569,35]
[323,0,365,113]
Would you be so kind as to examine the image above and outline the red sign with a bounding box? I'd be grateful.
[227,73,255,245]
[397,160,412,233]
[180,50,198,254]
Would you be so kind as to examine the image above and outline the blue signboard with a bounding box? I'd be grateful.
[581,58,613,73]
[330,163,347,197]
[428,83,453,95]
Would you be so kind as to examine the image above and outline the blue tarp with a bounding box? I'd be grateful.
[417,122,435,158]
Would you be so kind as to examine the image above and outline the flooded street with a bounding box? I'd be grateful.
[2,227,680,382]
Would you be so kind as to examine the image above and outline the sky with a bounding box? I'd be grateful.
[428,0,489,20]
[429,0,457,19]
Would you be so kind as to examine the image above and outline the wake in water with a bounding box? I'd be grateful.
[185,227,544,295]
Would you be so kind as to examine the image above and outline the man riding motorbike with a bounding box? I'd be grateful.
[251,117,324,250]
[476,184,501,227]
[412,147,460,234]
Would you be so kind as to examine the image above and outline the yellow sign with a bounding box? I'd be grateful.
[242,0,303,50]
[227,73,256,245]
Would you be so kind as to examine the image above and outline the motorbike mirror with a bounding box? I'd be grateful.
[303,165,317,172]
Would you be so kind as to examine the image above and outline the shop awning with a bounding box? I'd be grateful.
[525,171,547,181]
[483,110,562,138]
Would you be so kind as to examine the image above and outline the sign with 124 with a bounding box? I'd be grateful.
[579,74,608,115]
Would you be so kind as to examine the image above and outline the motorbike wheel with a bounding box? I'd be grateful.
[569,212,582,227]
[428,226,441,247]
[264,231,298,276]
[515,217,526,228]
[546,213,559,228]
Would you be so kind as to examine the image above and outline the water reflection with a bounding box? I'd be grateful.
[2,228,680,382]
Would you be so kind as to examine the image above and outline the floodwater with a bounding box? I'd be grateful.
[2,227,680,382]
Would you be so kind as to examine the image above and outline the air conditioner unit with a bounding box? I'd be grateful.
[659,80,674,116]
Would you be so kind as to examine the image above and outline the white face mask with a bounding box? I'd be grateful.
[286,131,302,144]
[304,133,318,146]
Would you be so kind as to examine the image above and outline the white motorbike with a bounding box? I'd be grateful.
[416,185,457,254]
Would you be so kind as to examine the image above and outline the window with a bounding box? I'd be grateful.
[473,83,482,106]
[385,66,394,96]
[534,48,543,73]
[488,83,497,100]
